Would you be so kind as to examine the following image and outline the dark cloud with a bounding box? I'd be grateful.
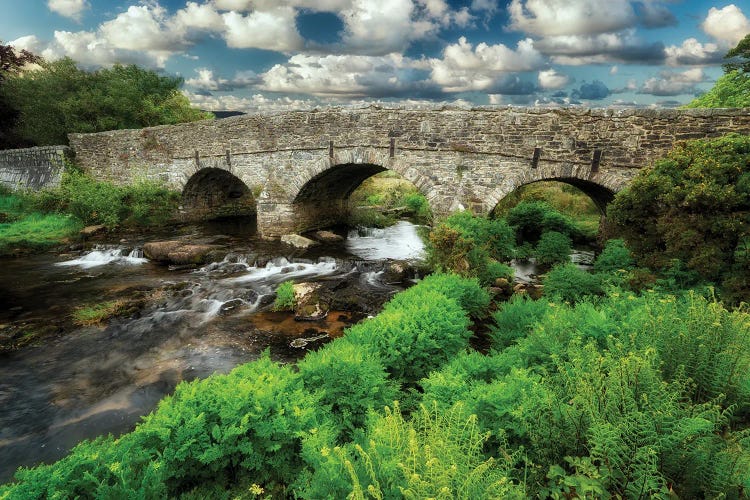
[635,2,678,28]
[572,80,610,100]
[485,75,538,95]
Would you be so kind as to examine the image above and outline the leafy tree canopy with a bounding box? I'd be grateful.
[1,57,212,146]
[686,33,750,108]
[0,41,42,148]
[608,133,750,302]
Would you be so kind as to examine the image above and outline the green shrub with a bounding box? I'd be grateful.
[345,289,471,383]
[272,281,296,311]
[608,133,750,302]
[297,402,525,499]
[427,212,515,285]
[408,272,490,317]
[491,294,553,349]
[507,201,582,244]
[443,211,515,261]
[298,339,396,441]
[593,239,634,274]
[543,263,603,303]
[131,354,318,493]
[534,231,571,267]
[401,192,432,222]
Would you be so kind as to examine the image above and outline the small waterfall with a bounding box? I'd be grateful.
[56,245,148,269]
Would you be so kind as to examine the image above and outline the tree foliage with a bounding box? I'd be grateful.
[687,33,750,108]
[1,57,211,146]
[0,41,41,148]
[608,134,750,302]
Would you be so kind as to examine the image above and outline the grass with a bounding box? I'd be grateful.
[72,300,132,326]
[0,212,83,254]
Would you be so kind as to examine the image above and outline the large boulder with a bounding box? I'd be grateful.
[143,241,220,265]
[293,282,331,321]
[281,234,319,249]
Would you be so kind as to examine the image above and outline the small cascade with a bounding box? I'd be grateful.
[56,245,148,269]
[228,257,340,285]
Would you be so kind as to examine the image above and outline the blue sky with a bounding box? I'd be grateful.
[4,1,749,111]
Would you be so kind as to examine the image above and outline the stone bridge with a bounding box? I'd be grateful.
[68,107,750,238]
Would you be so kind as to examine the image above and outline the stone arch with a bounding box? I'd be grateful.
[257,147,437,237]
[181,167,256,220]
[485,162,627,215]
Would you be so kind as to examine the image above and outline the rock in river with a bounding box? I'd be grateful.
[293,282,331,321]
[281,234,319,249]
[143,240,221,265]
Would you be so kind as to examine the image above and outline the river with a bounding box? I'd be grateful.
[0,218,425,482]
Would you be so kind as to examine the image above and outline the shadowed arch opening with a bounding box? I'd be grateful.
[290,163,428,233]
[294,163,387,202]
[182,168,256,221]
[492,179,616,244]
[494,177,615,216]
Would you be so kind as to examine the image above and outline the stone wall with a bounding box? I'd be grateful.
[0,146,71,191]
[68,107,750,237]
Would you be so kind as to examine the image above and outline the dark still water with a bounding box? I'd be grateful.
[0,218,426,482]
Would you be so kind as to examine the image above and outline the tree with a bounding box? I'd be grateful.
[723,32,750,74]
[686,33,750,108]
[1,57,212,146]
[608,134,750,302]
[0,41,41,148]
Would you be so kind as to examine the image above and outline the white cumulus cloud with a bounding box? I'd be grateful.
[639,68,707,96]
[429,36,544,92]
[538,69,570,89]
[47,0,89,21]
[702,4,750,46]
[507,0,636,37]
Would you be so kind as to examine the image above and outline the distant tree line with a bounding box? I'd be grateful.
[0,43,211,149]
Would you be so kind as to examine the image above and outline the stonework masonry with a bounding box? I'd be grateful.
[0,146,71,191]
[66,107,750,238]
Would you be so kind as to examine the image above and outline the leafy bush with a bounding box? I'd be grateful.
[427,211,515,286]
[401,192,432,222]
[1,354,319,497]
[273,281,296,311]
[608,133,750,302]
[410,272,490,317]
[297,402,525,499]
[543,263,603,303]
[491,294,552,349]
[506,201,583,244]
[127,354,317,494]
[345,289,471,383]
[534,231,571,267]
[298,339,396,441]
[28,170,178,228]
[592,239,634,274]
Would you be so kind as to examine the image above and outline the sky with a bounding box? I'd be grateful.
[3,0,750,112]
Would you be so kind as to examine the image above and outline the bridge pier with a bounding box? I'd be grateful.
[257,200,351,239]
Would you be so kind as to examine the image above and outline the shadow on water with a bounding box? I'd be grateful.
[0,217,425,482]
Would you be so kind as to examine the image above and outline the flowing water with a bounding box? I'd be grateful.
[0,218,426,482]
